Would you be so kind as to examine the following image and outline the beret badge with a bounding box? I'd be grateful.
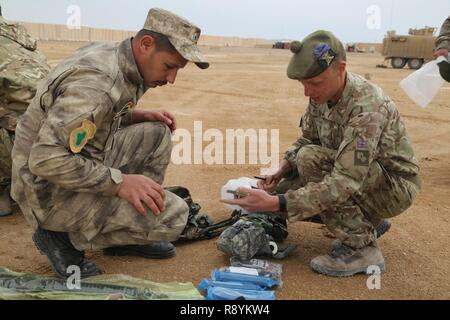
[314,43,337,70]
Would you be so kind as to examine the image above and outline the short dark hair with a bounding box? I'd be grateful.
[135,29,177,53]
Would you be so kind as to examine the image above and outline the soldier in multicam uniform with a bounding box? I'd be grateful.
[435,16,450,83]
[434,15,450,59]
[11,8,209,279]
[0,6,50,216]
[222,31,420,277]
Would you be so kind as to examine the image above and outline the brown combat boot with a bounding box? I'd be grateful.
[0,187,12,217]
[311,242,385,277]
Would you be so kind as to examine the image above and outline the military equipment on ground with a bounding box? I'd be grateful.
[216,212,296,261]
[169,185,295,259]
[380,27,437,70]
[273,41,290,50]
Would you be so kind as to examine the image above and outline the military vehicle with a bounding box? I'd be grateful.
[273,41,290,50]
[381,27,437,69]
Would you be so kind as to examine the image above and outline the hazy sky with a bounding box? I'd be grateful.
[2,0,450,43]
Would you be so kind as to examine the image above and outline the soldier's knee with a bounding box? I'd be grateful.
[295,145,336,183]
[296,145,324,172]
[140,122,172,156]
[141,122,171,144]
[166,191,189,227]
[296,145,320,163]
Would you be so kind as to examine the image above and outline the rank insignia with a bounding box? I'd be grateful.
[69,119,97,153]
[355,150,370,166]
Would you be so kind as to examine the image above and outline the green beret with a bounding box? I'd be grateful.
[438,58,450,82]
[287,30,345,80]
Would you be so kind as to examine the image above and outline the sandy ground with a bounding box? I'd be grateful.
[1,41,449,300]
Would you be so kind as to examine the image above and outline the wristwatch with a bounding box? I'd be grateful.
[277,194,287,212]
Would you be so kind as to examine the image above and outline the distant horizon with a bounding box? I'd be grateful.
[14,19,390,44]
[2,0,449,43]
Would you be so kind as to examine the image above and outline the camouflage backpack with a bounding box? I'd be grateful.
[216,212,296,261]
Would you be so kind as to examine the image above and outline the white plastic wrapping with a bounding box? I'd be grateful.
[220,177,258,213]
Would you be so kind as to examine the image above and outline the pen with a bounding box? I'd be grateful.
[254,176,267,181]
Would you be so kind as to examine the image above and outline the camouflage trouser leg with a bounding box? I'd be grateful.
[0,128,14,190]
[1,101,28,188]
[280,145,419,249]
[275,173,305,194]
[39,122,189,251]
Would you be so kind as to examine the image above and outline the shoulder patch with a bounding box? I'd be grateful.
[354,150,370,166]
[69,119,97,153]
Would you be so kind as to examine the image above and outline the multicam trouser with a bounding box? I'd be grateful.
[34,122,189,251]
[1,101,30,192]
[0,128,13,190]
[276,145,420,249]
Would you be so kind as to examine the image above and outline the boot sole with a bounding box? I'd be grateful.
[310,261,385,277]
[104,247,176,259]
[32,231,97,279]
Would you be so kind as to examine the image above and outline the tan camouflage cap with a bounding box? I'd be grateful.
[144,8,209,69]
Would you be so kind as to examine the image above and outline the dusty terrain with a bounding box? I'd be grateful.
[0,41,449,299]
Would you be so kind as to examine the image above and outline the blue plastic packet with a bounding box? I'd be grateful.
[198,278,264,292]
[211,270,278,288]
[205,286,276,300]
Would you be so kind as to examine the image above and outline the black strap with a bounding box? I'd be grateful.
[277,194,287,212]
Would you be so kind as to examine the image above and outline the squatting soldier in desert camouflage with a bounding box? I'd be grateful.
[11,8,209,278]
[223,31,420,277]
[0,8,50,216]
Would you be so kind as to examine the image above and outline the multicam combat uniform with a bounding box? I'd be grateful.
[436,16,450,51]
[11,39,189,250]
[0,17,50,188]
[278,72,420,249]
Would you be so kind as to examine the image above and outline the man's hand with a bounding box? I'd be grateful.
[131,109,177,132]
[221,187,280,213]
[257,173,283,193]
[434,48,449,59]
[257,159,292,193]
[117,174,166,216]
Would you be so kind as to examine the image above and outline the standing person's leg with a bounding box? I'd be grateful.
[0,128,13,216]
[1,103,37,216]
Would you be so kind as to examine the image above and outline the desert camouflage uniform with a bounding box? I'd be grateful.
[277,72,420,249]
[11,39,189,251]
[0,17,50,188]
[436,16,450,51]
